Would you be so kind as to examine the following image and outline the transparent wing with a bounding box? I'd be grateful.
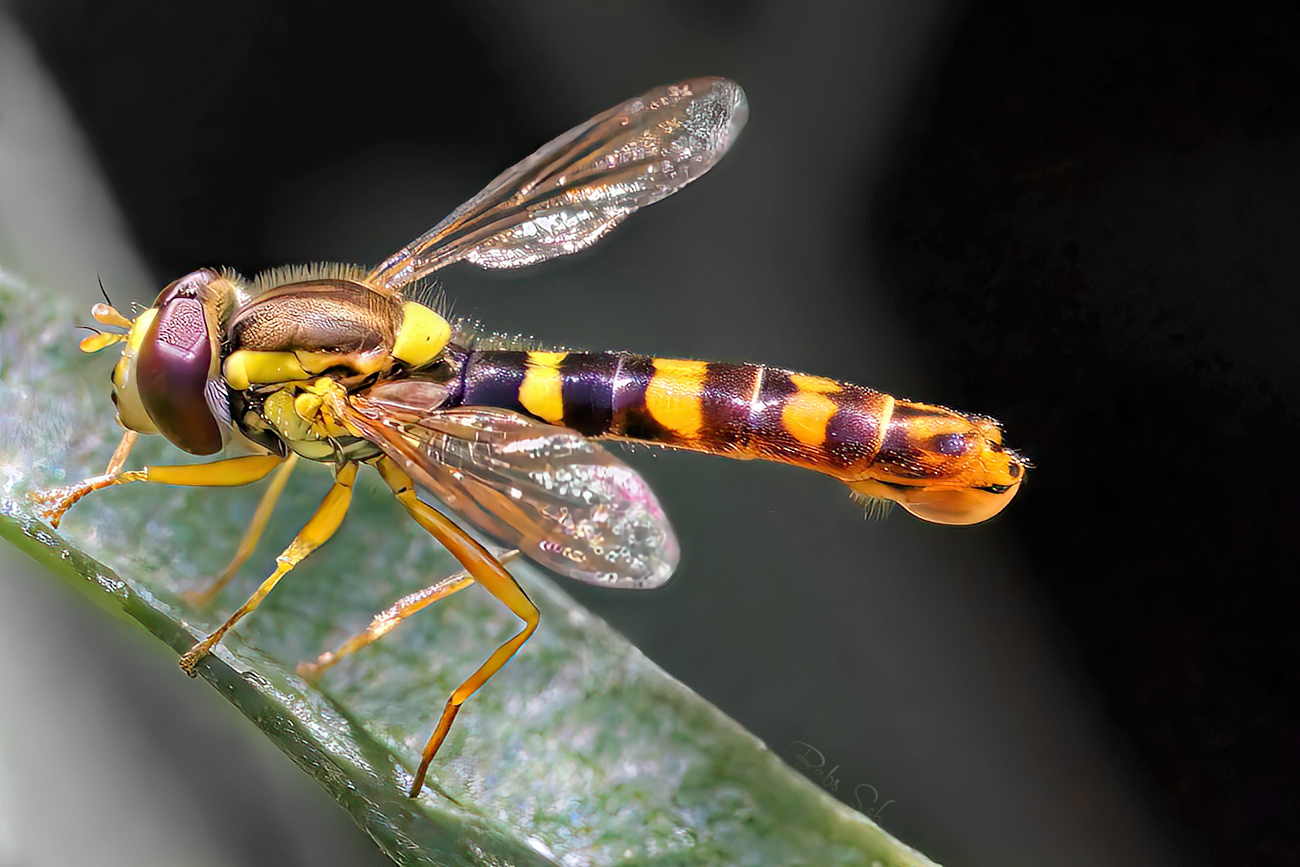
[342,384,679,589]
[367,76,748,290]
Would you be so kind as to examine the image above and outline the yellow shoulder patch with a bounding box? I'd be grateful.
[392,301,451,369]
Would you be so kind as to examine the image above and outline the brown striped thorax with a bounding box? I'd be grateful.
[50,77,1027,799]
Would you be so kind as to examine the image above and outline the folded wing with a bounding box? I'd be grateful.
[343,386,679,589]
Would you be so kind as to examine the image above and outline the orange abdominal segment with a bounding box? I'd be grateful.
[456,351,1025,524]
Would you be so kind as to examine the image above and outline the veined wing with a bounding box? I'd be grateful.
[367,76,747,290]
[342,383,679,589]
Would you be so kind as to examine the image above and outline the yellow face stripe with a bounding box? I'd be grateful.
[781,389,839,447]
[109,308,161,435]
[123,307,158,355]
[519,351,567,424]
[645,358,707,438]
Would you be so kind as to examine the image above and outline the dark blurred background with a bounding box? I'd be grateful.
[2,0,1297,865]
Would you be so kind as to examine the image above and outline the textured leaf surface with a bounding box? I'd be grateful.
[0,267,940,867]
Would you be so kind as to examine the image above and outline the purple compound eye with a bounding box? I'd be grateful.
[135,270,224,455]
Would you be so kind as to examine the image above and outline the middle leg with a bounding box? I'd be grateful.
[375,457,540,797]
[298,548,522,681]
[184,453,302,606]
[179,461,357,675]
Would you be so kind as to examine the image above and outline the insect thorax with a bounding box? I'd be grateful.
[221,266,454,462]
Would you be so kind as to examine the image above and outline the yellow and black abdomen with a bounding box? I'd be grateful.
[458,349,1026,525]
[459,350,891,471]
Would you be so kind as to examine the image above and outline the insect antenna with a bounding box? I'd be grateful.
[97,273,113,306]
[80,279,136,352]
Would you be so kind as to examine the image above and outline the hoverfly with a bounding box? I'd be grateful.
[34,77,1026,797]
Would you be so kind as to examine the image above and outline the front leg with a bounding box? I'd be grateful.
[184,453,301,606]
[32,453,286,527]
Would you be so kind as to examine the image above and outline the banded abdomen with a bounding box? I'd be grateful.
[456,350,1026,525]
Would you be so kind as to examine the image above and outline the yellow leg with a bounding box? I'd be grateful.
[297,548,522,682]
[178,462,358,676]
[184,453,301,607]
[374,458,540,797]
[31,453,286,528]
